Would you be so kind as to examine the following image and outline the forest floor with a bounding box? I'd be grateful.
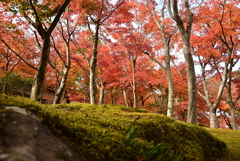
[206,128,240,161]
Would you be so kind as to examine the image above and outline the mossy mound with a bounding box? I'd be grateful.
[0,95,230,161]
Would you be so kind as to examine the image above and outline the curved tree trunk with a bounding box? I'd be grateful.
[168,0,198,124]
[30,36,50,101]
[53,68,69,105]
[183,43,198,124]
[226,71,238,130]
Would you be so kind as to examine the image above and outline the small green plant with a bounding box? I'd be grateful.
[124,118,183,161]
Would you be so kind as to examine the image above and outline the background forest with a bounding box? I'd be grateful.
[0,0,240,129]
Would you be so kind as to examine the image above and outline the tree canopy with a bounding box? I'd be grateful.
[0,0,239,128]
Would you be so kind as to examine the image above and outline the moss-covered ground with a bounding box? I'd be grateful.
[0,94,233,161]
[206,128,240,161]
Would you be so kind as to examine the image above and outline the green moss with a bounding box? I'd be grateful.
[0,94,230,161]
[206,128,240,161]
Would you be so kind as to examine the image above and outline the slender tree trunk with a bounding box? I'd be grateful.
[168,0,197,124]
[229,101,237,130]
[89,49,98,105]
[131,56,137,108]
[99,86,104,105]
[2,60,10,94]
[226,78,238,130]
[30,36,50,101]
[53,68,69,104]
[140,96,144,107]
[123,88,129,107]
[166,70,174,117]
[183,42,198,124]
[2,71,9,94]
[153,93,160,112]
[97,62,105,105]
[89,23,100,105]
[53,39,71,105]
[133,81,137,108]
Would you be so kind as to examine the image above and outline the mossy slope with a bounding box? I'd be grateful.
[206,128,240,161]
[0,95,230,161]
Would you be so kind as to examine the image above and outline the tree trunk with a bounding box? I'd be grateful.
[226,79,238,130]
[132,81,137,108]
[229,103,237,130]
[2,72,9,94]
[166,70,174,117]
[210,109,218,128]
[89,50,98,105]
[97,62,105,105]
[29,0,70,101]
[53,40,71,105]
[89,23,100,105]
[168,0,197,124]
[123,88,129,107]
[99,86,104,105]
[183,43,198,124]
[30,36,50,101]
[53,68,69,104]
[132,56,137,108]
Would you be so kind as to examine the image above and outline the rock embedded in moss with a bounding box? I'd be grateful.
[0,108,80,161]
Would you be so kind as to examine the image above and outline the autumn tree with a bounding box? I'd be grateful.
[78,0,126,104]
[1,0,71,101]
[138,0,178,117]
[0,31,38,95]
[193,0,240,128]
[0,5,35,94]
[49,14,81,104]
